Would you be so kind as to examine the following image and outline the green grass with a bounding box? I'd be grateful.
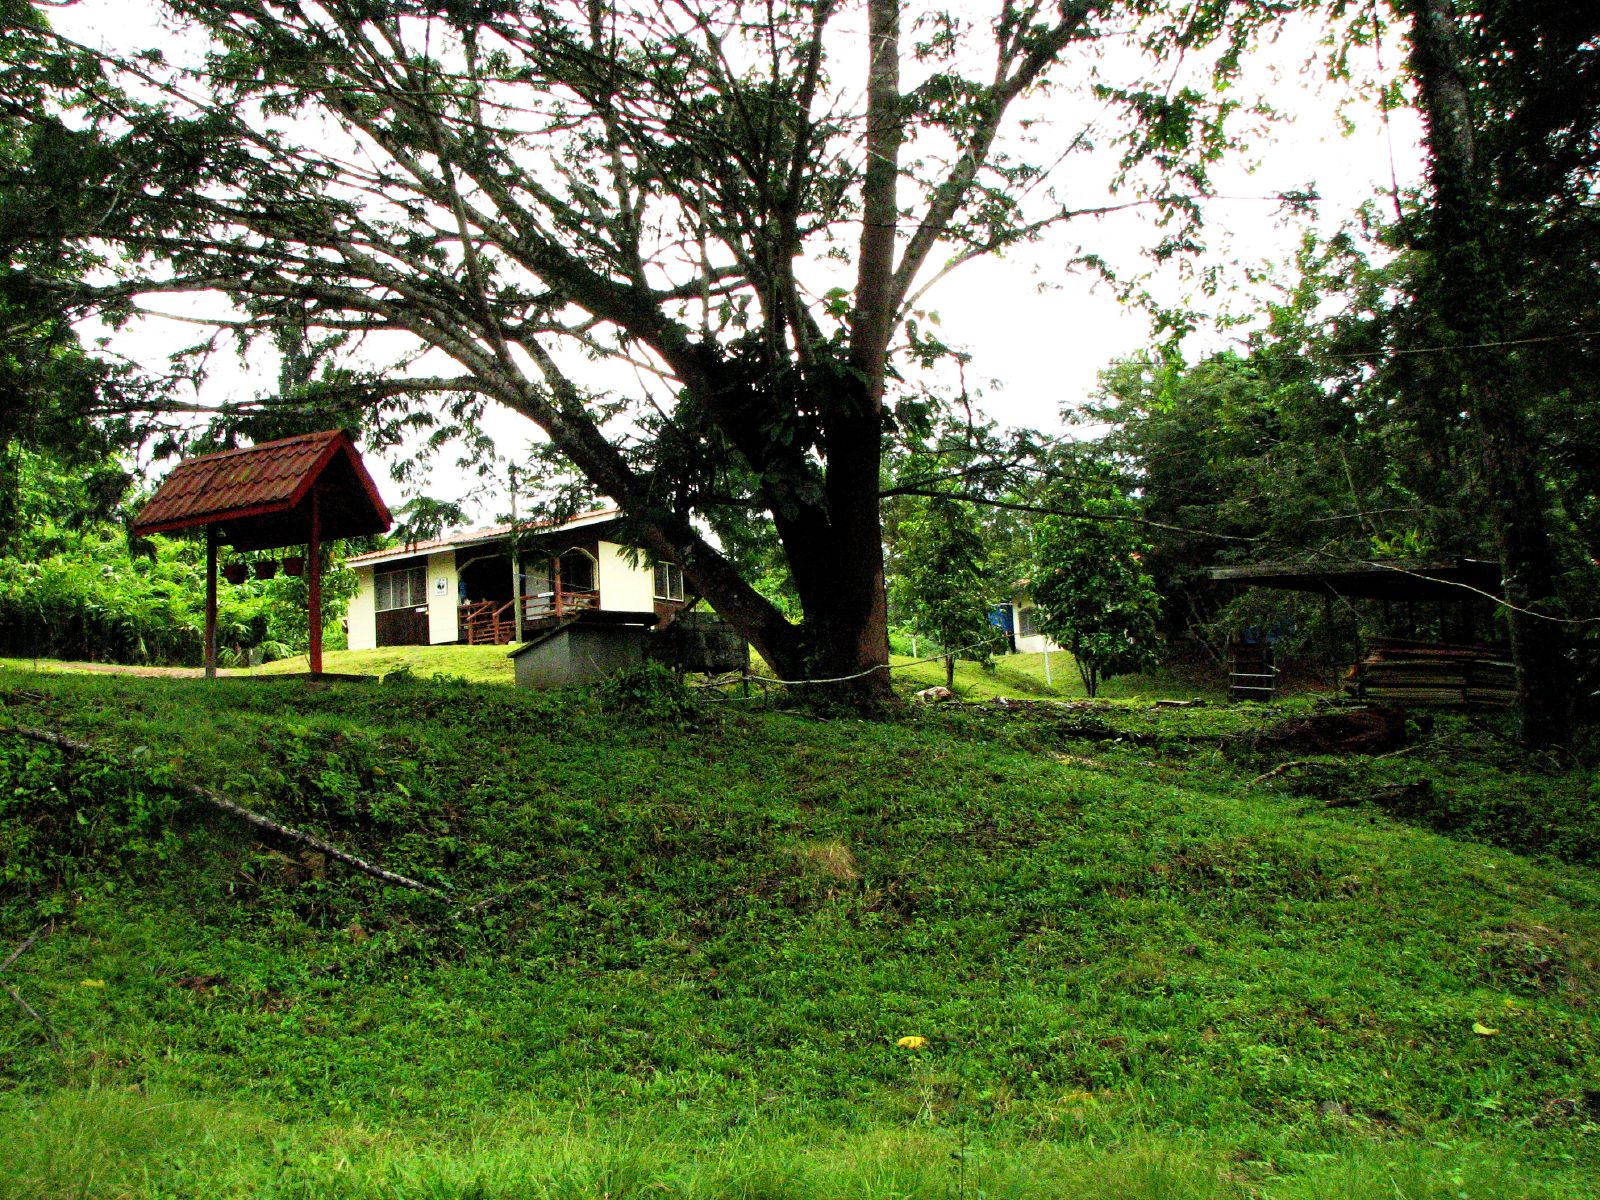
[245,643,519,683]
[254,643,1216,701]
[249,644,1106,698]
[5,643,1222,701]
[1,667,1596,1198]
[889,649,1220,701]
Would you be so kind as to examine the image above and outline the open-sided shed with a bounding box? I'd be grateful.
[132,430,391,677]
[1207,557,1512,705]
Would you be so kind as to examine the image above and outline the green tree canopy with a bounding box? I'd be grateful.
[2,0,1322,697]
[889,494,998,689]
[1030,460,1160,697]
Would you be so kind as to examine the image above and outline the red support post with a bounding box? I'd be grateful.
[308,488,323,677]
[204,524,218,680]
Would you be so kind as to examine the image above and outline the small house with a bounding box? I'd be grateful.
[990,590,1063,655]
[344,508,688,649]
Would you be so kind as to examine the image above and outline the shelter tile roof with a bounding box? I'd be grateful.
[132,430,391,549]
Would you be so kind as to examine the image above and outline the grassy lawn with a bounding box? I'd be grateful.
[241,644,1144,699]
[1,668,1595,1198]
[5,644,1223,701]
[247,643,520,684]
[888,649,1221,702]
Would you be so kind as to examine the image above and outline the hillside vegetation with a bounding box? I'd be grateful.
[1,665,1596,1199]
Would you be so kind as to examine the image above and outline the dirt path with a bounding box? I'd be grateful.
[5,660,227,679]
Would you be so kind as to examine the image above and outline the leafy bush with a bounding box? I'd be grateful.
[596,660,697,723]
[0,528,357,667]
[0,738,184,925]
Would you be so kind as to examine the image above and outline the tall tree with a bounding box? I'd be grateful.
[889,495,996,689]
[1389,0,1599,743]
[1029,459,1160,697]
[1,4,131,544]
[6,0,1298,696]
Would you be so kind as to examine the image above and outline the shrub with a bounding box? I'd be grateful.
[596,660,697,723]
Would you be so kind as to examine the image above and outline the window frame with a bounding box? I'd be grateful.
[653,561,686,602]
[1017,605,1040,638]
[374,564,427,612]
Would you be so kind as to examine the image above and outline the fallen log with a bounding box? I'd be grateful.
[2,725,450,902]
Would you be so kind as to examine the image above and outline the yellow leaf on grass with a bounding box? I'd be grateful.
[1472,1022,1499,1037]
[80,979,106,989]
[896,1036,928,1050]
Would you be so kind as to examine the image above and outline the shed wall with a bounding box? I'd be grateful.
[513,625,646,688]
[1011,593,1062,655]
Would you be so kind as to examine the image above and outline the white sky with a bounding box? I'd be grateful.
[53,1,1425,524]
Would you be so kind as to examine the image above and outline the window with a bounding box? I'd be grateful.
[1017,605,1039,638]
[654,561,685,602]
[374,565,426,611]
[557,549,594,592]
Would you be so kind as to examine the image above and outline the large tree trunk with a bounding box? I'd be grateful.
[1402,0,1572,745]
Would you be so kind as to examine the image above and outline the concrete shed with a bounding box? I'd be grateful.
[509,614,655,688]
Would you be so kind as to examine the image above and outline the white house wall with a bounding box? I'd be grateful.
[1011,597,1062,655]
[348,567,377,651]
[597,540,655,612]
[426,550,459,643]
[1013,629,1063,655]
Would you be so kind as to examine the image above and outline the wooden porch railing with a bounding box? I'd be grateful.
[460,590,600,645]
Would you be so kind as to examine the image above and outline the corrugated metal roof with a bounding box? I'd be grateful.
[345,507,621,568]
[132,430,390,542]
[1207,558,1501,602]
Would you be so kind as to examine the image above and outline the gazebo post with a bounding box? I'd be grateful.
[308,487,323,678]
[204,524,219,681]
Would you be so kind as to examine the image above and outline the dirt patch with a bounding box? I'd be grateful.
[1250,705,1423,755]
[1479,923,1598,1006]
[6,660,216,679]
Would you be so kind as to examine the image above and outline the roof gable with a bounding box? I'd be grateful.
[132,430,391,549]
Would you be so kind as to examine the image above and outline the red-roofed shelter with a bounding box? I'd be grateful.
[132,430,391,678]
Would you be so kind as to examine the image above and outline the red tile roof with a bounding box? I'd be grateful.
[345,508,621,567]
[132,430,391,545]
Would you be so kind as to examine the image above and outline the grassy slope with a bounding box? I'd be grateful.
[238,642,1217,701]
[0,667,1596,1199]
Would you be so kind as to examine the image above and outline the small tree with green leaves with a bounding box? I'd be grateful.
[890,497,998,690]
[1031,468,1161,698]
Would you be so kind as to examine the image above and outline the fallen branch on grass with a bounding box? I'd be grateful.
[2,725,450,902]
[309,879,546,978]
[444,879,542,923]
[2,923,63,1058]
[5,983,63,1057]
[0,923,52,976]
[1249,759,1320,787]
